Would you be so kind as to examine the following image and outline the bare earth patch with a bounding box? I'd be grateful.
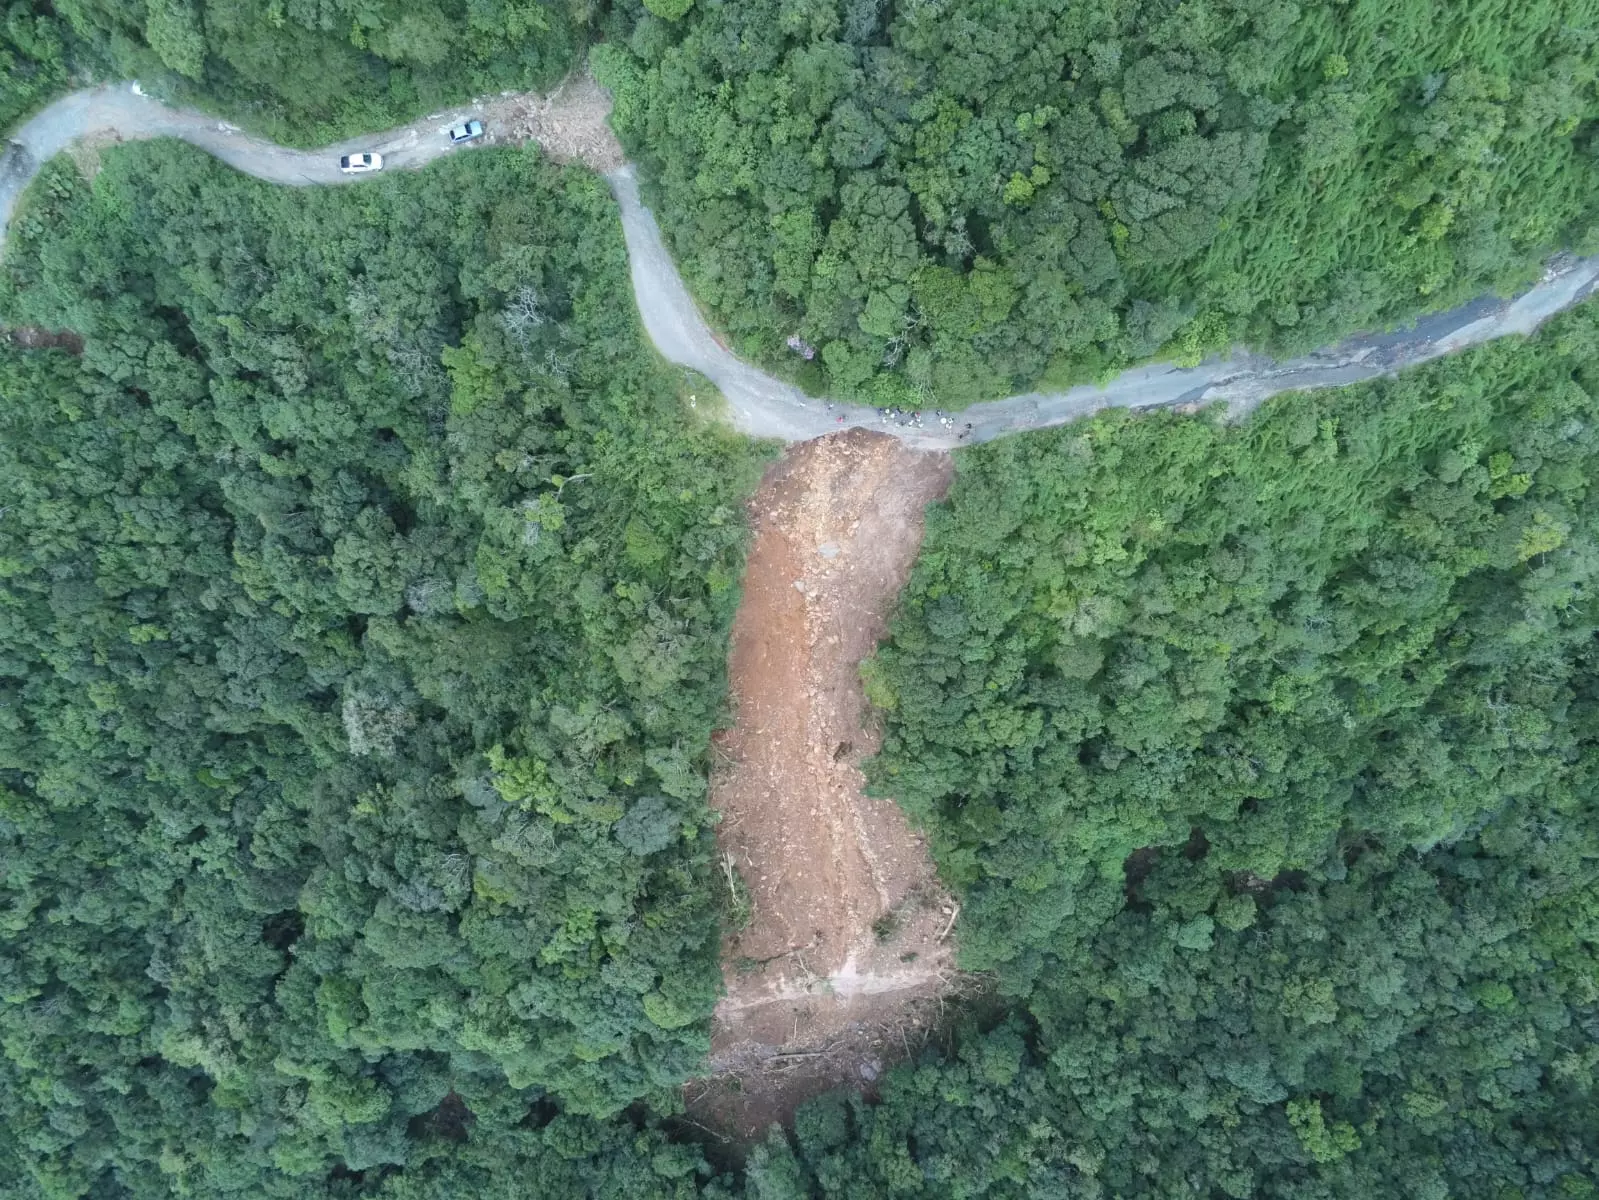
[495,72,624,171]
[689,430,958,1141]
[4,326,84,354]
[67,128,125,181]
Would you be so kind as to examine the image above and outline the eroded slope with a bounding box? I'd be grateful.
[691,431,959,1139]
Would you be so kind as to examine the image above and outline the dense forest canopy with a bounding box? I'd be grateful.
[0,140,767,1193]
[4,130,1596,1192]
[5,1,1599,1195]
[840,307,1599,1195]
[1,0,583,140]
[598,0,1599,405]
[743,760,1599,1197]
[867,304,1599,991]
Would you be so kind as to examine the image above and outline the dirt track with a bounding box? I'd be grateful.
[692,432,957,1139]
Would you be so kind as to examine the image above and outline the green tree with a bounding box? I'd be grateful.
[144,0,205,79]
[0,138,766,1194]
[602,0,1599,404]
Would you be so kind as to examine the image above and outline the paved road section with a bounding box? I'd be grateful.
[6,85,1599,449]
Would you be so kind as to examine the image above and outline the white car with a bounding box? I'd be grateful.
[448,120,484,144]
[339,153,383,174]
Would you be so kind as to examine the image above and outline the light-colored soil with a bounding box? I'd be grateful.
[691,430,958,1141]
[66,128,125,181]
[496,73,623,170]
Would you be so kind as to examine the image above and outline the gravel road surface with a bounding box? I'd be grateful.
[5,85,1597,448]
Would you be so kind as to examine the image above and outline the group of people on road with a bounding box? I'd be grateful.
[822,402,976,440]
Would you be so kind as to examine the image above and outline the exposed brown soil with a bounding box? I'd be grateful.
[691,430,958,1141]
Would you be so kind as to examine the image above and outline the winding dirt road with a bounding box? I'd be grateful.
[4,82,1598,447]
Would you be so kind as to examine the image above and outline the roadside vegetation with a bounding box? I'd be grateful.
[1,0,583,141]
[0,141,767,1193]
[599,0,1599,405]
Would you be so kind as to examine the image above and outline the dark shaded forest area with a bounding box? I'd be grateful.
[1,0,582,140]
[2,133,1596,1195]
[849,306,1599,1196]
[598,0,1599,404]
[3,2,1599,1197]
[0,142,768,1194]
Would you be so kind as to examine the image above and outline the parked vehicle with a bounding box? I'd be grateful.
[448,120,484,144]
[338,153,382,174]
